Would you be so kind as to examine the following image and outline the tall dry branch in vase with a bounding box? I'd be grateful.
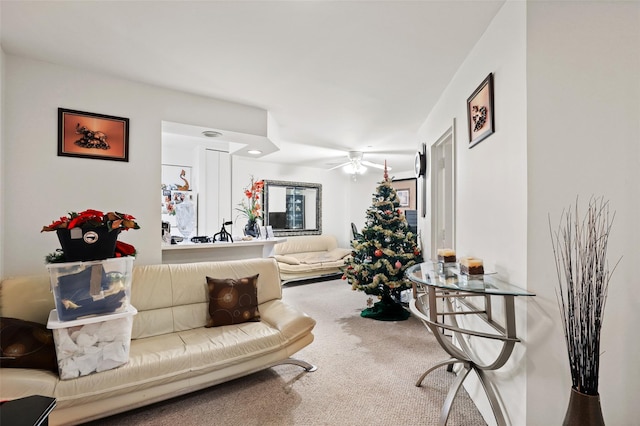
[549,197,621,425]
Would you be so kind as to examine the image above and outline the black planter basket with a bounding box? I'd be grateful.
[56,227,120,262]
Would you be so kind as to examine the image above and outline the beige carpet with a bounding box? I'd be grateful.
[87,279,486,426]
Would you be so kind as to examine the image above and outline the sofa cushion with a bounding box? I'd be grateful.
[0,318,58,373]
[274,235,338,256]
[276,260,346,273]
[53,332,192,404]
[205,275,260,327]
[297,248,352,264]
[180,321,284,370]
[127,259,282,339]
[273,255,300,265]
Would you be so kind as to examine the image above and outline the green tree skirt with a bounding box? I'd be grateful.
[360,298,410,321]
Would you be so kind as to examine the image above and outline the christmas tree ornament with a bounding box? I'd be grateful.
[395,260,402,269]
[374,249,383,257]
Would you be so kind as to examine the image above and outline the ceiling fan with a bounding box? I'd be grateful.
[328,151,391,175]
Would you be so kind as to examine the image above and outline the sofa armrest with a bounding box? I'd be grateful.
[259,300,316,341]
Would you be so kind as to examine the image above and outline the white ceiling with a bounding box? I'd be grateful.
[0,1,504,172]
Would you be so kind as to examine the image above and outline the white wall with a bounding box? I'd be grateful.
[417,1,640,424]
[418,2,528,424]
[0,53,406,277]
[526,2,640,424]
[2,54,268,276]
[0,46,5,278]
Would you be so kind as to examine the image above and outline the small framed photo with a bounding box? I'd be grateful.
[265,226,274,239]
[58,108,130,161]
[397,189,410,207]
[467,73,495,148]
[391,178,417,211]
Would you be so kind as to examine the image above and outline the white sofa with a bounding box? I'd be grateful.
[273,235,351,283]
[0,258,316,425]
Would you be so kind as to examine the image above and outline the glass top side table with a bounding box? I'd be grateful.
[406,262,535,426]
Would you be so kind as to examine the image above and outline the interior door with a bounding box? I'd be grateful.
[430,124,456,256]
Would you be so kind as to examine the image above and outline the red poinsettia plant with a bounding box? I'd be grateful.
[41,209,140,232]
[236,177,264,223]
[42,209,140,263]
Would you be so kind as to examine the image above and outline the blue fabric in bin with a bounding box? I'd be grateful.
[55,265,125,321]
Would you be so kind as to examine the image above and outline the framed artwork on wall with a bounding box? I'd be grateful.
[397,189,410,207]
[58,108,129,161]
[391,178,417,211]
[467,73,495,148]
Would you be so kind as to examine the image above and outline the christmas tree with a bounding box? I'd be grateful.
[343,165,423,321]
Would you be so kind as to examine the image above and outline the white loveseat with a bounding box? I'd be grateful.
[0,258,316,425]
[273,235,351,283]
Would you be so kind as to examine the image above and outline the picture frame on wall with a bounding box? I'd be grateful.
[397,189,410,207]
[390,178,417,211]
[467,73,494,148]
[58,108,130,161]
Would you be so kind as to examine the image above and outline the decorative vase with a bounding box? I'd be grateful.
[244,220,260,238]
[175,197,196,239]
[56,227,120,262]
[563,388,605,426]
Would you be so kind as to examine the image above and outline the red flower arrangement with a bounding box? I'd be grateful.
[42,209,140,263]
[41,209,140,233]
[114,241,136,257]
[236,177,264,223]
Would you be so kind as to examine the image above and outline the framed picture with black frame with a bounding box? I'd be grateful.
[467,73,494,148]
[58,108,130,161]
[397,189,410,207]
[391,178,417,211]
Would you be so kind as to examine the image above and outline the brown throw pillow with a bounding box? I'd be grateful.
[205,274,260,328]
[0,317,58,372]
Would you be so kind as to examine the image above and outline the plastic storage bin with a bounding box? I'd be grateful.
[47,306,137,380]
[47,257,134,321]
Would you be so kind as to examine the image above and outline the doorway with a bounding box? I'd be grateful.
[430,122,456,256]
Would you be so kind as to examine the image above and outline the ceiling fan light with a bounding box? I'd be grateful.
[344,163,367,175]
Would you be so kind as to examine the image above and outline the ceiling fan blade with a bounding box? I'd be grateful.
[362,160,391,170]
[328,161,351,171]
